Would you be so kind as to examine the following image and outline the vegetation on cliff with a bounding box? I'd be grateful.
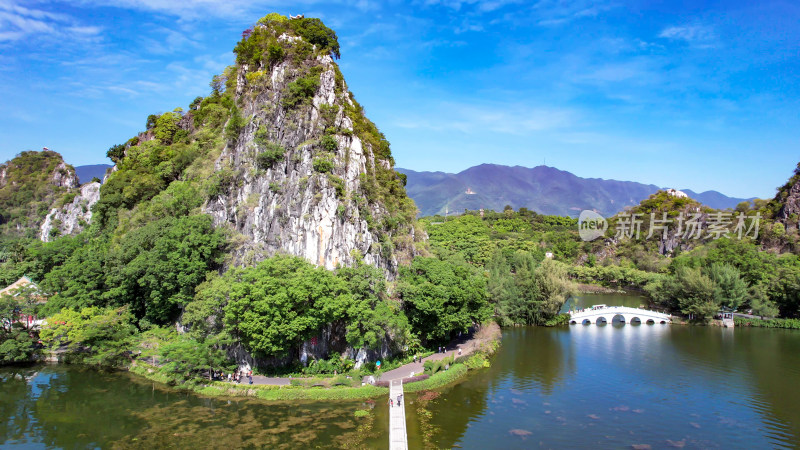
[1,14,488,379]
[0,151,77,239]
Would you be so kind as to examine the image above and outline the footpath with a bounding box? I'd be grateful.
[239,327,492,386]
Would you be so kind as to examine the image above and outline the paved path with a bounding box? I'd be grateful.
[223,330,484,386]
[389,379,408,450]
[380,331,482,381]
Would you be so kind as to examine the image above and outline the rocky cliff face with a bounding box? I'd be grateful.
[40,181,101,242]
[0,150,82,238]
[776,163,800,229]
[204,18,420,277]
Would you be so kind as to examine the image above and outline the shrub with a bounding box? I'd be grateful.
[320,135,337,152]
[267,43,284,66]
[290,17,341,59]
[107,144,126,163]
[224,106,244,143]
[328,175,345,198]
[354,409,370,418]
[313,157,334,173]
[257,142,285,169]
[282,67,322,109]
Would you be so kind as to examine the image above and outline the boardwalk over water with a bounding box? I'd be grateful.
[389,379,408,450]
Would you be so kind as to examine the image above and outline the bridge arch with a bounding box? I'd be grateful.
[612,314,625,325]
[582,319,591,325]
[630,317,641,325]
[646,319,655,325]
[596,316,607,325]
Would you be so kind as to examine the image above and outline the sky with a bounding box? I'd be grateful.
[0,0,798,199]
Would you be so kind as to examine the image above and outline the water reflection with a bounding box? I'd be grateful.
[417,322,800,449]
[0,366,382,449]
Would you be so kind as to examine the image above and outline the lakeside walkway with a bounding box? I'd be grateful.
[231,324,499,386]
[389,379,408,450]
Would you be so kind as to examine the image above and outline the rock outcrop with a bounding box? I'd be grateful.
[776,163,800,229]
[204,17,419,277]
[0,150,82,238]
[40,181,101,241]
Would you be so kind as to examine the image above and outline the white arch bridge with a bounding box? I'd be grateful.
[569,305,672,325]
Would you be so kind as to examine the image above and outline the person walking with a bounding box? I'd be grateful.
[390,398,394,407]
[397,394,402,406]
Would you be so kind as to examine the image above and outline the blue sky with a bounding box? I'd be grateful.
[0,0,797,199]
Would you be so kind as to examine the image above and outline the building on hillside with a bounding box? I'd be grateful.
[666,188,688,199]
[1,276,47,329]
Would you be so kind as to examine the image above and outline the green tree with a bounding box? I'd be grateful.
[336,261,410,350]
[104,214,226,324]
[154,112,181,145]
[708,263,748,310]
[0,329,37,364]
[106,144,126,163]
[398,256,490,345]
[223,256,353,357]
[159,332,232,380]
[667,267,718,320]
[508,257,575,325]
[40,306,137,366]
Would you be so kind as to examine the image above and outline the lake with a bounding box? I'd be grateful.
[3,294,800,449]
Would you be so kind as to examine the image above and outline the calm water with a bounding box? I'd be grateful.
[4,294,800,449]
[413,298,800,448]
[0,366,383,448]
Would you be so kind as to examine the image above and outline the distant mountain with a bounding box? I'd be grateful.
[398,164,753,217]
[75,164,112,184]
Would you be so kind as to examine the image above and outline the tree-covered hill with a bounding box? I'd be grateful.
[0,151,78,239]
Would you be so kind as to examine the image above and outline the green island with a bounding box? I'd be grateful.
[2,10,800,450]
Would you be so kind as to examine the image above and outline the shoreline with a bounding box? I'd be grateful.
[124,322,503,403]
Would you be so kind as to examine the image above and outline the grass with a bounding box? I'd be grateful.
[734,316,800,329]
[405,364,468,393]
[130,361,388,401]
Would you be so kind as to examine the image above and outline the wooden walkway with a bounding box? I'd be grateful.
[389,379,408,450]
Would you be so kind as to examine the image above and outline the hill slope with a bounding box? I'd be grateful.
[0,151,78,238]
[399,164,752,217]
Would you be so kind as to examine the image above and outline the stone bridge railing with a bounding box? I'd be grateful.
[569,306,672,325]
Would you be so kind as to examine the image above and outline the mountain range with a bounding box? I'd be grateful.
[74,164,112,184]
[76,163,753,218]
[397,164,754,217]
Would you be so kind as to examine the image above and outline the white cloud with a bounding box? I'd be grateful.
[659,24,716,47]
[68,0,351,21]
[0,1,102,42]
[532,0,615,26]
[421,0,525,12]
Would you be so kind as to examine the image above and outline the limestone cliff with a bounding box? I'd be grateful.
[776,162,800,229]
[39,181,101,241]
[204,15,421,277]
[0,150,81,238]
